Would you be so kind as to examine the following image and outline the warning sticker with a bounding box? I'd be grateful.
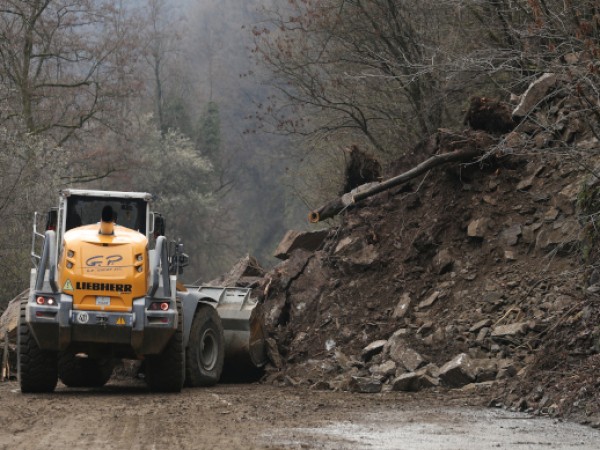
[116,317,126,326]
[63,279,74,291]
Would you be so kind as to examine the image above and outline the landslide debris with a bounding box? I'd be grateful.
[254,74,600,426]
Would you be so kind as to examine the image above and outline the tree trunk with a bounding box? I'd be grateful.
[308,146,484,223]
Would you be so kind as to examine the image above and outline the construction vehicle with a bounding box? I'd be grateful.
[19,189,266,392]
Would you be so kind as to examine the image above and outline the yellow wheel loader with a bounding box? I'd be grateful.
[18,189,266,393]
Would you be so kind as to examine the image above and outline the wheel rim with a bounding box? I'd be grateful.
[199,328,218,370]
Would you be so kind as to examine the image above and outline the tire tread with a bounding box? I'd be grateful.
[18,300,58,393]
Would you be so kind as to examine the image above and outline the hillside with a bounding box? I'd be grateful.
[1,72,599,428]
[253,77,600,427]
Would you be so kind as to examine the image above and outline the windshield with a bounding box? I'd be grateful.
[66,195,147,234]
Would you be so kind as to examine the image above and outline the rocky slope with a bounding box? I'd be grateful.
[251,75,600,426]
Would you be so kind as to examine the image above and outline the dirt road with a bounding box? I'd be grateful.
[1,380,599,449]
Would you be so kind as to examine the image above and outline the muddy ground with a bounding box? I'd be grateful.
[2,75,600,447]
[1,379,600,450]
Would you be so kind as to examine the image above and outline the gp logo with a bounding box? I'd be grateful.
[85,255,123,267]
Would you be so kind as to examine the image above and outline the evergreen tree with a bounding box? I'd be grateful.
[197,101,221,167]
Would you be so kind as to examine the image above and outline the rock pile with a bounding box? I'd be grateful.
[252,72,600,426]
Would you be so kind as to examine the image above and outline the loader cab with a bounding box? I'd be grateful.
[31,190,172,297]
[56,189,155,242]
[64,196,147,233]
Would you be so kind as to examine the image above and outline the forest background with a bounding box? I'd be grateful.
[1,0,598,304]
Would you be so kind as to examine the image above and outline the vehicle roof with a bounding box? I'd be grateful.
[63,223,148,244]
[60,189,154,202]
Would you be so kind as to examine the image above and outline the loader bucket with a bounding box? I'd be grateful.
[186,286,267,374]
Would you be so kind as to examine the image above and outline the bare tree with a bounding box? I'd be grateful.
[142,0,185,134]
[253,1,465,157]
[0,0,142,144]
[0,127,73,302]
[256,1,600,152]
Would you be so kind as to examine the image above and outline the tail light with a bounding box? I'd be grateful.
[36,296,57,306]
[149,302,170,311]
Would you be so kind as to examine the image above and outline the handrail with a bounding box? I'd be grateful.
[30,212,45,268]
[35,230,58,293]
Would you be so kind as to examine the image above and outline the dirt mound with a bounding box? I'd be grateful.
[255,77,600,426]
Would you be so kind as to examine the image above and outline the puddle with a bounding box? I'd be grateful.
[268,407,600,449]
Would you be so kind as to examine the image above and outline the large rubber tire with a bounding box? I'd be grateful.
[145,300,185,392]
[18,300,58,393]
[58,353,114,388]
[185,305,225,387]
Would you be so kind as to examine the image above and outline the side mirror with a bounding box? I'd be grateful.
[168,242,188,275]
[176,252,189,275]
[154,215,166,237]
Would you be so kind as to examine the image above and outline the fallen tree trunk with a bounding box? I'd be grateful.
[308,146,484,223]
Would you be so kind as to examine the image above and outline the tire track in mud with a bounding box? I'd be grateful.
[2,381,600,450]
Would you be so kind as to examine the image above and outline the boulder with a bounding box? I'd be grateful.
[467,218,489,238]
[496,359,518,379]
[391,367,439,392]
[522,223,541,244]
[341,244,380,270]
[500,224,522,246]
[265,293,287,327]
[265,338,283,369]
[472,358,498,382]
[418,291,440,309]
[361,340,387,362]
[391,372,422,392]
[387,337,426,372]
[516,175,535,191]
[348,376,382,393]
[475,327,490,345]
[417,373,440,390]
[535,219,581,253]
[543,207,560,222]
[469,319,492,333]
[274,230,329,260]
[555,181,580,215]
[369,360,397,379]
[433,249,454,274]
[491,322,528,339]
[311,380,333,391]
[439,353,476,388]
[392,293,412,319]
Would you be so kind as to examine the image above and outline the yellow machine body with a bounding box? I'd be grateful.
[22,189,266,394]
[58,224,148,313]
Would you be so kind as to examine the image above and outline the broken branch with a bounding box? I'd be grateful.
[308,146,484,223]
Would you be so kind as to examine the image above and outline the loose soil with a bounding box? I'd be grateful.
[255,144,600,425]
[1,379,599,450]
